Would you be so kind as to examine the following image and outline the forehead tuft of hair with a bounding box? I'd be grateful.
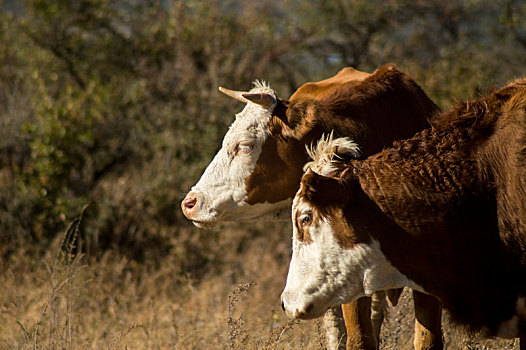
[304,132,360,176]
[252,79,270,89]
[249,80,276,95]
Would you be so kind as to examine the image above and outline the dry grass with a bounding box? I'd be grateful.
[0,221,324,349]
[0,219,521,349]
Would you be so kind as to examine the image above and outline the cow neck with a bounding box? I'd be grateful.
[347,175,524,335]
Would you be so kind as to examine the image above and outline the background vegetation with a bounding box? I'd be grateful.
[0,0,524,348]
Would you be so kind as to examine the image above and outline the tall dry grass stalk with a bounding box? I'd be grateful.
[11,207,87,350]
[227,282,255,349]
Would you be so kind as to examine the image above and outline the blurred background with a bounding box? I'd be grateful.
[0,0,524,349]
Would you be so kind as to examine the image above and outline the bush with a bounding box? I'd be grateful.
[0,0,524,266]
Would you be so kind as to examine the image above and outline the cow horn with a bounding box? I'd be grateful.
[242,93,276,110]
[218,87,249,104]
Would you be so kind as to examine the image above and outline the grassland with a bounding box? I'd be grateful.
[0,219,520,349]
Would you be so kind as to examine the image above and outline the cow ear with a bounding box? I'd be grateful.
[334,145,361,161]
[303,172,350,207]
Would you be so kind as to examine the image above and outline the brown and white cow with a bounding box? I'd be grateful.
[181,64,442,349]
[281,79,526,345]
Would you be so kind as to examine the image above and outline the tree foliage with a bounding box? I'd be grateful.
[0,0,524,269]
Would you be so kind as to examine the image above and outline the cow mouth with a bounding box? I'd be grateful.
[190,219,218,230]
[295,305,327,320]
[282,302,327,320]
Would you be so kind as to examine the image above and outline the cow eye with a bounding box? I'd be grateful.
[236,141,254,155]
[299,212,312,227]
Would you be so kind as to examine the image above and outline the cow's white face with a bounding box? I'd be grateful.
[181,84,292,228]
[281,194,416,320]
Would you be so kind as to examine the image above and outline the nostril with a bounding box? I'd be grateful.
[281,300,285,312]
[184,197,197,209]
[182,194,198,212]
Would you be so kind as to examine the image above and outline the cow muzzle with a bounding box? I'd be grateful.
[180,192,221,229]
[280,292,321,320]
[181,192,198,218]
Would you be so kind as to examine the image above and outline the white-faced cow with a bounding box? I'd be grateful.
[281,79,526,346]
[181,64,442,349]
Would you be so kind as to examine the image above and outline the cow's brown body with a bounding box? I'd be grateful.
[297,78,526,342]
[183,64,443,349]
[275,65,443,350]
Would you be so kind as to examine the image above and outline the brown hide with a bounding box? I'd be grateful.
[303,78,526,335]
[245,64,439,205]
[478,84,526,262]
[288,67,371,101]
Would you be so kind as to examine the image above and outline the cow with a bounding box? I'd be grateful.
[181,64,442,349]
[281,78,526,347]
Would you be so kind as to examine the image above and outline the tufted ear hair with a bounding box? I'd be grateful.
[301,171,351,208]
[304,134,360,175]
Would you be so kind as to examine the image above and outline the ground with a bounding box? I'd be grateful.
[0,221,520,349]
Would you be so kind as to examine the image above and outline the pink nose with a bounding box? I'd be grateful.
[181,192,198,218]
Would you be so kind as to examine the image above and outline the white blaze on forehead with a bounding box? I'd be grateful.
[282,196,422,319]
[304,133,361,176]
[188,82,290,226]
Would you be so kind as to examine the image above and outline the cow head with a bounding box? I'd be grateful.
[181,67,385,229]
[281,136,413,319]
[181,82,312,228]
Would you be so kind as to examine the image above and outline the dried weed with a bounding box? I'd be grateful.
[227,282,256,349]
